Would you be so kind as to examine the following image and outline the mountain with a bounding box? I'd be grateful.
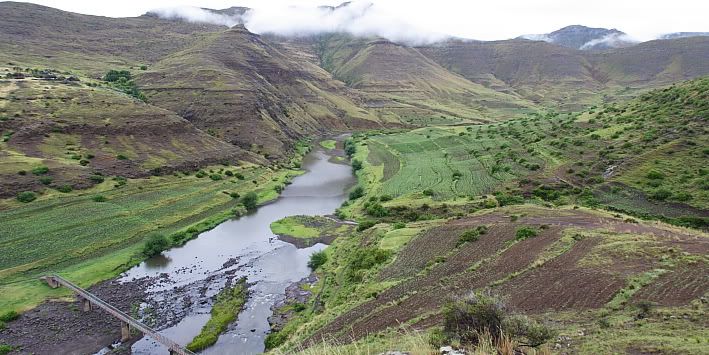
[519,25,637,50]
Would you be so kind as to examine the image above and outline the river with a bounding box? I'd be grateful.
[120,145,354,354]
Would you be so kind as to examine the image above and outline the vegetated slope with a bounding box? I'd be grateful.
[0,2,223,76]
[354,77,708,226]
[417,37,709,111]
[301,34,537,124]
[138,26,382,159]
[0,74,251,198]
[519,25,635,50]
[270,206,708,353]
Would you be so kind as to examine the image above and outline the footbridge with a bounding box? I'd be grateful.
[42,275,194,355]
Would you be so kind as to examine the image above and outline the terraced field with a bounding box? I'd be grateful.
[364,125,549,199]
[278,206,708,353]
[0,164,297,311]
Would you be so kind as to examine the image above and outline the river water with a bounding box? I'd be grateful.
[121,146,354,354]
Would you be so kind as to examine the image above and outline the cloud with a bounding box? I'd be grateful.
[149,1,448,45]
[149,6,244,27]
[579,33,637,50]
[519,34,552,42]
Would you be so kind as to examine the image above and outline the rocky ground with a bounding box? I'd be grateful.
[268,274,318,332]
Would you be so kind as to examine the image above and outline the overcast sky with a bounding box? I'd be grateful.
[22,0,709,41]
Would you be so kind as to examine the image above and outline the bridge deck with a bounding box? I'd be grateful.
[45,275,194,355]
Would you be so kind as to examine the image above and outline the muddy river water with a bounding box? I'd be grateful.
[120,146,354,354]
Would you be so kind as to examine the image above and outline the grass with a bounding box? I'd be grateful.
[270,216,321,238]
[319,140,337,150]
[187,279,248,352]
[0,165,300,312]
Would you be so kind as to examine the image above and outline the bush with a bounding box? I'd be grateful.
[351,159,363,171]
[142,233,169,257]
[31,165,49,175]
[0,344,12,355]
[0,311,19,322]
[443,292,507,345]
[116,154,128,160]
[92,195,107,202]
[16,191,36,203]
[357,220,376,231]
[349,186,364,200]
[650,188,672,201]
[229,192,240,199]
[38,176,52,185]
[209,174,223,181]
[422,189,434,196]
[241,192,258,211]
[104,70,131,82]
[457,225,488,246]
[365,202,388,217]
[515,227,538,240]
[88,175,105,183]
[57,185,73,193]
[195,170,207,178]
[392,221,406,229]
[234,173,245,180]
[646,170,664,179]
[308,250,328,270]
[345,247,392,282]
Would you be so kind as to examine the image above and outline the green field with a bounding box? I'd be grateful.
[0,164,299,311]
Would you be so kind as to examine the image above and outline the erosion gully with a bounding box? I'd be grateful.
[121,143,354,354]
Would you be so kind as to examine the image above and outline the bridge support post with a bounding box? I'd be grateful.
[41,276,60,289]
[78,295,93,312]
[121,321,131,341]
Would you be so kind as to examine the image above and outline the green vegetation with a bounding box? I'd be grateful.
[515,227,538,241]
[141,234,169,258]
[15,191,36,203]
[241,191,259,211]
[103,69,146,101]
[308,250,328,270]
[186,279,248,352]
[270,215,351,242]
[319,139,337,150]
[0,166,298,311]
[457,225,488,246]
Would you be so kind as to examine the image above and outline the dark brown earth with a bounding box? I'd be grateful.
[0,276,154,355]
[303,207,709,345]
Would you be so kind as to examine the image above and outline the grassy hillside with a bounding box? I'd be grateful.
[310,34,538,124]
[417,37,709,111]
[267,78,709,354]
[0,70,251,198]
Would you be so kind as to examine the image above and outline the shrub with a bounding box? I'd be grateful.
[116,154,128,160]
[89,175,105,183]
[241,192,259,211]
[379,194,392,202]
[31,165,49,175]
[142,233,169,257]
[307,250,328,270]
[209,174,223,181]
[345,247,392,282]
[515,227,538,240]
[195,170,207,178]
[79,159,90,166]
[422,189,434,197]
[443,292,507,345]
[650,188,672,201]
[365,202,388,217]
[103,70,131,82]
[234,173,245,180]
[92,195,107,202]
[57,185,72,193]
[351,159,363,171]
[392,221,406,229]
[349,186,364,200]
[225,170,234,177]
[646,170,664,179]
[457,225,488,246]
[357,220,376,231]
[16,191,36,203]
[38,176,52,185]
[0,311,19,322]
[229,192,240,199]
[0,344,12,355]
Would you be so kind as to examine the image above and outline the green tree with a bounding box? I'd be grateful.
[241,192,259,211]
[142,233,169,257]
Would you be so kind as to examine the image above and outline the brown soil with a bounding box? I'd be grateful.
[304,207,709,345]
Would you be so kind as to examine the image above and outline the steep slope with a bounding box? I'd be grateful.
[418,36,709,110]
[0,73,250,198]
[138,26,382,159]
[0,1,223,75]
[307,34,538,124]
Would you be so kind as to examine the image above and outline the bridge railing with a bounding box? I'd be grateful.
[43,275,194,355]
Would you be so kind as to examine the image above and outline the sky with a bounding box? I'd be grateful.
[21,0,709,41]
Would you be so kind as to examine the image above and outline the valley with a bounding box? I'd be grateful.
[0,2,707,355]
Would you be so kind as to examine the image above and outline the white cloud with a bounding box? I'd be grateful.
[18,0,709,42]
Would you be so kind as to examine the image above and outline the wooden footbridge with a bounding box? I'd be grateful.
[42,275,194,355]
